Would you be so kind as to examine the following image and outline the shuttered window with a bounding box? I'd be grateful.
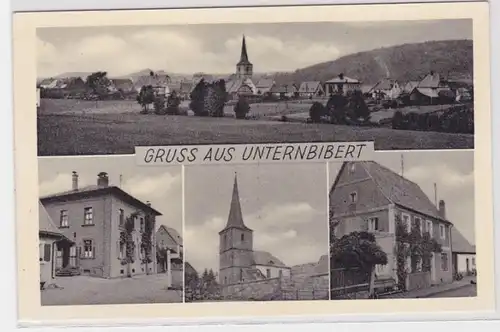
[43,243,51,262]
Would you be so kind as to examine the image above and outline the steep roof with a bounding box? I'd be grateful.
[314,254,329,275]
[39,201,70,240]
[418,72,445,88]
[111,78,134,91]
[298,81,322,93]
[237,35,251,66]
[252,250,288,268]
[451,227,475,254]
[255,78,275,88]
[369,78,399,92]
[40,185,162,216]
[403,81,420,93]
[332,161,450,223]
[270,84,298,94]
[219,174,252,233]
[133,73,171,91]
[157,225,183,246]
[325,75,360,84]
[414,87,440,98]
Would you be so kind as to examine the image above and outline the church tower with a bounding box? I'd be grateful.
[236,35,253,79]
[219,173,254,285]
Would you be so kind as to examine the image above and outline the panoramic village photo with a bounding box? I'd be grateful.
[38,157,184,305]
[36,19,474,156]
[328,151,476,299]
[183,164,329,302]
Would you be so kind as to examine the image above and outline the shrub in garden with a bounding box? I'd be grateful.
[189,79,208,116]
[153,95,166,115]
[166,90,181,115]
[205,79,227,117]
[392,110,404,130]
[309,102,326,123]
[407,112,420,131]
[417,113,429,131]
[234,96,250,119]
[427,113,441,132]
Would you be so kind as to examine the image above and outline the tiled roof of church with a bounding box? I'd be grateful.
[252,250,288,268]
[220,173,252,233]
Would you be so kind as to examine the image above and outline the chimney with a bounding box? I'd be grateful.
[438,200,446,219]
[146,201,151,207]
[97,172,109,187]
[338,73,344,80]
[72,171,79,190]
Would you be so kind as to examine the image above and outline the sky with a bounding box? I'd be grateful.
[328,150,475,245]
[37,19,472,78]
[38,156,183,235]
[183,163,328,273]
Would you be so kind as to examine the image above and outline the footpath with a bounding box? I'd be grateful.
[381,276,476,299]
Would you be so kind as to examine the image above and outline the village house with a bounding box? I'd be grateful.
[324,74,361,96]
[39,201,73,288]
[403,81,419,94]
[409,71,453,105]
[255,78,276,96]
[298,81,324,98]
[39,171,162,279]
[270,84,298,98]
[451,227,476,276]
[368,78,402,100]
[156,225,183,288]
[38,78,58,89]
[133,72,171,96]
[109,78,135,93]
[330,161,454,293]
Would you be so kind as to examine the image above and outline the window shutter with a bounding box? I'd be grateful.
[93,246,96,259]
[43,243,51,262]
[79,246,84,259]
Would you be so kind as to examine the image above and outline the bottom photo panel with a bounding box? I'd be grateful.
[184,163,329,302]
[38,156,184,306]
[328,150,476,300]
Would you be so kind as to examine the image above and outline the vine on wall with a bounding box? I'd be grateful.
[120,212,138,275]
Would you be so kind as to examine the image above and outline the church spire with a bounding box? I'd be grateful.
[221,173,250,232]
[238,35,250,65]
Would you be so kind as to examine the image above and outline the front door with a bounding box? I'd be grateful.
[39,240,53,284]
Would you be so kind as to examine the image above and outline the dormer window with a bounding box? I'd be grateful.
[349,192,358,203]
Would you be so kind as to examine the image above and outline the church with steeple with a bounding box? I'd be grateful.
[225,35,258,99]
[218,173,291,286]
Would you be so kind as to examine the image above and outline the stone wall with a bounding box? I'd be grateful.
[407,271,431,291]
[221,277,281,301]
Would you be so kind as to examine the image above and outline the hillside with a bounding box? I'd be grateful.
[273,40,473,86]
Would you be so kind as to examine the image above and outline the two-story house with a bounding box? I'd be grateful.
[156,225,183,287]
[40,171,162,278]
[329,161,454,292]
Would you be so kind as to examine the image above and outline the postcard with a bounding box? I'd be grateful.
[12,1,494,326]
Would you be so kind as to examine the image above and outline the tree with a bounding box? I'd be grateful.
[394,214,442,291]
[326,92,349,124]
[189,79,208,116]
[234,96,250,119]
[120,212,138,277]
[86,72,111,101]
[185,268,221,302]
[346,90,370,121]
[141,214,155,274]
[204,79,227,117]
[137,85,155,113]
[166,90,181,115]
[309,102,326,123]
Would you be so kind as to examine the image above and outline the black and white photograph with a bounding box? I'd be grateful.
[37,19,474,156]
[183,164,329,302]
[38,157,184,305]
[328,150,475,299]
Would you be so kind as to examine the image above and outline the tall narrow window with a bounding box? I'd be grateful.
[266,268,271,278]
[402,213,411,232]
[414,217,422,234]
[241,233,244,241]
[118,209,124,227]
[140,218,145,232]
[441,253,449,271]
[426,220,433,237]
[239,268,243,282]
[60,210,69,227]
[439,224,445,239]
[368,217,379,232]
[83,207,93,225]
[349,192,358,203]
[83,240,94,258]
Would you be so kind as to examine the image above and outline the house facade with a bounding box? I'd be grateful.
[40,171,162,279]
[368,78,402,100]
[451,227,476,275]
[330,161,454,292]
[298,81,324,98]
[156,225,183,287]
[324,74,361,96]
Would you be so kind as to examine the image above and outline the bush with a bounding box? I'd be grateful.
[427,113,441,132]
[166,90,181,115]
[392,111,404,129]
[189,79,208,116]
[234,96,250,119]
[153,96,166,115]
[407,112,420,131]
[417,113,429,131]
[309,102,325,123]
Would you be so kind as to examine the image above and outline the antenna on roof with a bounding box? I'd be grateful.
[400,154,404,177]
[434,183,438,206]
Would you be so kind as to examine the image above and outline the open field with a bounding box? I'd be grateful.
[41,274,182,306]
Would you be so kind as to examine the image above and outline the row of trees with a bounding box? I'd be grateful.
[392,107,474,134]
[185,268,222,302]
[309,90,371,125]
[329,208,442,298]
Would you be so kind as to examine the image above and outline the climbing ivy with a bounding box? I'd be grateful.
[141,213,155,267]
[120,212,138,276]
[394,214,442,291]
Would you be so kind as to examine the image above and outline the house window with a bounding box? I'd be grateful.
[119,209,124,227]
[414,217,422,234]
[241,233,245,241]
[349,192,358,203]
[416,258,422,272]
[161,240,165,248]
[140,218,145,232]
[402,213,411,232]
[224,276,227,284]
[83,240,94,258]
[472,257,476,266]
[239,268,243,282]
[60,210,69,227]
[375,264,385,275]
[439,224,446,239]
[368,217,379,232]
[41,243,51,262]
[441,253,449,271]
[426,220,433,237]
[83,207,93,225]
[266,268,271,278]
